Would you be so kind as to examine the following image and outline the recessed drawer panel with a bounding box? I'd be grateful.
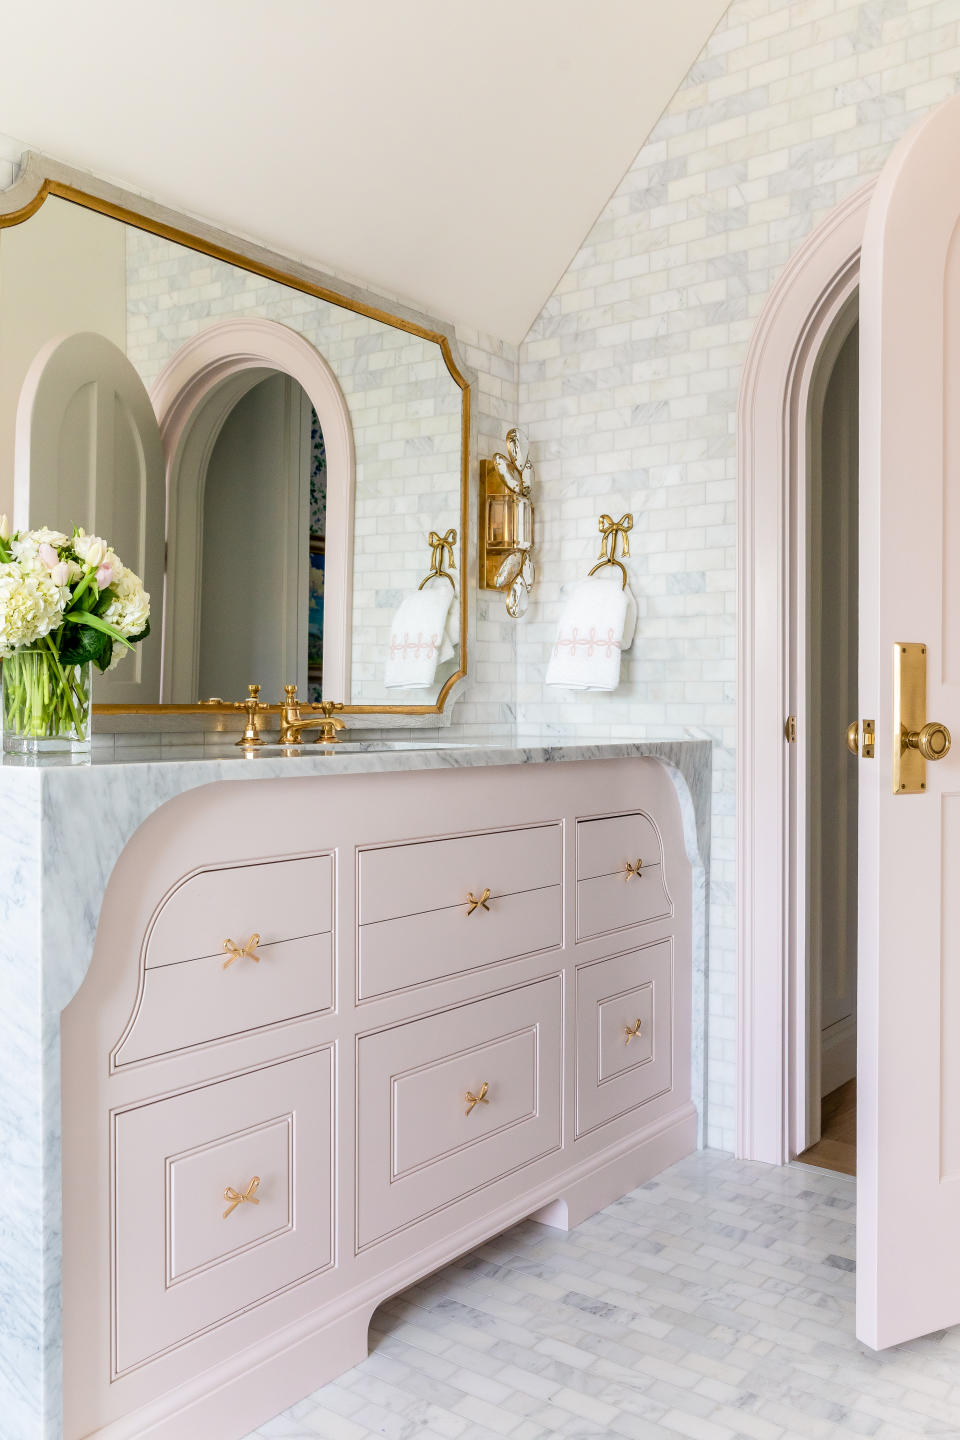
[356,978,562,1248]
[113,1049,334,1375]
[358,886,561,999]
[576,941,673,1137]
[115,933,334,1065]
[146,855,333,970]
[576,812,663,882]
[577,865,672,942]
[358,824,561,925]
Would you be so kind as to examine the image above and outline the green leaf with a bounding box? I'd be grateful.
[128,618,150,645]
[57,621,114,673]
[63,609,131,643]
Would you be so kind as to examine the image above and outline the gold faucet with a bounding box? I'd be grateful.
[279,685,346,745]
[232,683,270,747]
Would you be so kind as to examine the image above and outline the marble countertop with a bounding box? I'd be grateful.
[0,733,713,869]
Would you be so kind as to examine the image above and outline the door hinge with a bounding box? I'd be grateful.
[785,715,797,743]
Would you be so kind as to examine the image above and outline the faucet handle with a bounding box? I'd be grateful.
[284,684,299,703]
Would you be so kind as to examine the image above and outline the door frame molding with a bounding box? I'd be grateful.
[736,182,872,1164]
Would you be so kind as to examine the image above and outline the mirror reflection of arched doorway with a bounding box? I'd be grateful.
[195,371,326,703]
[152,317,355,706]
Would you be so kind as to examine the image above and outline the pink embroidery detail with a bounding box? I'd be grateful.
[552,625,621,660]
[389,630,441,661]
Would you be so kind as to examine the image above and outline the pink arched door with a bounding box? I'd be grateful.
[858,91,960,1347]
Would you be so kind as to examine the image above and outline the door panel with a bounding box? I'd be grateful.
[858,92,960,1348]
[15,330,165,703]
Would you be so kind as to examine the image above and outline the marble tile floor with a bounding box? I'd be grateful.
[249,1151,960,1440]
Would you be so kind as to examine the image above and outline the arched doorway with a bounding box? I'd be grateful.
[736,183,871,1166]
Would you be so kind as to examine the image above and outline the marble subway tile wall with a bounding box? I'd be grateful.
[516,0,960,1151]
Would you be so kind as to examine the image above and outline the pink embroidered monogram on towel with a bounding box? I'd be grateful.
[552,625,622,660]
[389,631,441,661]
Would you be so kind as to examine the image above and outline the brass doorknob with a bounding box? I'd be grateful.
[904,721,952,761]
[846,721,859,756]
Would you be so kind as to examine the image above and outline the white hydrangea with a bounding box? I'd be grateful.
[101,567,150,641]
[11,528,69,574]
[0,561,68,658]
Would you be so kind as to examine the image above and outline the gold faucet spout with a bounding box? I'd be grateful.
[279,686,346,745]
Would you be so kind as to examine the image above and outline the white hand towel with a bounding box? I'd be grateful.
[545,575,631,691]
[384,583,455,689]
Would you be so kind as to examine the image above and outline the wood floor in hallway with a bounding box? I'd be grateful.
[796,1078,856,1177]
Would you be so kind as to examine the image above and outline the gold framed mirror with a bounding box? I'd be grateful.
[0,159,472,722]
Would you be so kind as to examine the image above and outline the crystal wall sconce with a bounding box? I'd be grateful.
[478,426,535,618]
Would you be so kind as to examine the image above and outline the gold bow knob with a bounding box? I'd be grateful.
[466,887,492,915]
[624,859,643,881]
[624,1018,643,1045]
[222,1175,261,1218]
[905,721,952,761]
[465,1081,489,1116]
[222,932,262,969]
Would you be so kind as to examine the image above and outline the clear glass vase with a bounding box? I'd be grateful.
[1,646,93,756]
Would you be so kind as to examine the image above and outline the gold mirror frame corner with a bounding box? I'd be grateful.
[0,168,473,722]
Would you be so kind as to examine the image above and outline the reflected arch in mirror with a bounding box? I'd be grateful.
[152,317,354,705]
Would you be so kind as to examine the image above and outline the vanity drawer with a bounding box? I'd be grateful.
[146,855,333,970]
[576,812,663,882]
[358,885,561,999]
[356,977,562,1248]
[113,1048,334,1375]
[576,941,673,1137]
[577,865,672,942]
[358,823,561,925]
[115,932,334,1065]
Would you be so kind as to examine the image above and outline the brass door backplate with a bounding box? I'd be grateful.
[893,642,927,794]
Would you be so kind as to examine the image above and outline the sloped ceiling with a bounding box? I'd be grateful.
[0,1,729,343]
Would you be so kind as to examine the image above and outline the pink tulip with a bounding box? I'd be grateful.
[96,562,113,589]
[51,562,70,587]
[39,543,59,569]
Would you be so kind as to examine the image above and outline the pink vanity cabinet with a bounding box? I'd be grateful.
[61,757,695,1440]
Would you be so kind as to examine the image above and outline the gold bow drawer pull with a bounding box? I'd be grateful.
[624,859,643,881]
[465,888,492,915]
[465,1081,489,1115]
[624,1018,643,1045]
[222,1175,260,1218]
[222,932,262,969]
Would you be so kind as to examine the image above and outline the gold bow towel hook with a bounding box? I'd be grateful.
[624,859,643,881]
[223,1175,261,1219]
[222,933,262,969]
[466,888,492,915]
[588,513,634,589]
[624,1019,643,1045]
[418,528,458,590]
[465,1081,489,1116]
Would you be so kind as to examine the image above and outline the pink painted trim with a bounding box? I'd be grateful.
[736,183,871,1166]
[151,318,356,702]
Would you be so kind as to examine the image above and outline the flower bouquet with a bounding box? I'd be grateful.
[0,516,150,755]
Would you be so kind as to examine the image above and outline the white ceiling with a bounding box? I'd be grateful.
[1,1,728,343]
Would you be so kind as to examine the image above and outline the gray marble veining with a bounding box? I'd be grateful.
[0,735,710,1439]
